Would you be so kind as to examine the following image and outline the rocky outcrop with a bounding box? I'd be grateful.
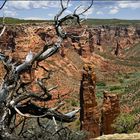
[66,25,140,58]
[91,25,140,49]
[101,91,120,135]
[1,24,140,59]
[0,28,16,52]
[0,24,84,110]
[80,64,100,139]
[94,133,140,140]
[79,66,121,138]
[0,24,137,137]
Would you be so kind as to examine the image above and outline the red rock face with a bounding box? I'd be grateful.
[0,25,84,110]
[1,25,140,62]
[101,91,120,135]
[0,24,136,136]
[79,64,121,138]
[80,64,100,139]
[87,25,140,56]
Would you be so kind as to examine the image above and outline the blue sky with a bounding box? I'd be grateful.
[0,0,140,20]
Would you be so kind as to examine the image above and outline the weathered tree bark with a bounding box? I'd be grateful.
[0,103,17,139]
[0,0,94,138]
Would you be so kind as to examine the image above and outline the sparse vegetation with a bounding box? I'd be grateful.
[0,0,94,139]
[96,81,106,87]
[1,17,140,26]
[110,85,122,91]
[112,113,137,133]
[0,17,52,24]
[84,18,140,26]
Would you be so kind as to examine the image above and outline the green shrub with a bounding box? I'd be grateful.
[131,107,140,115]
[112,113,136,133]
[124,73,130,79]
[96,81,106,87]
[71,99,78,107]
[119,79,124,83]
[96,92,103,98]
[110,86,122,91]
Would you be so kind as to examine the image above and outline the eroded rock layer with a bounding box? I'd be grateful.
[101,91,120,135]
[0,24,138,137]
[80,64,100,138]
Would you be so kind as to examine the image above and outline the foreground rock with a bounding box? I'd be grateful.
[94,133,140,140]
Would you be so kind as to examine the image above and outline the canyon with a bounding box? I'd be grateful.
[0,23,140,139]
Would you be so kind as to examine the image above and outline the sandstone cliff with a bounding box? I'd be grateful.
[79,64,121,138]
[0,23,140,138]
[80,64,100,138]
[101,91,120,135]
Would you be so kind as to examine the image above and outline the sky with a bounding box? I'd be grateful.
[0,0,140,20]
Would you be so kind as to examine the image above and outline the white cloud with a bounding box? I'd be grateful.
[65,10,72,14]
[107,1,140,15]
[31,1,49,9]
[109,7,119,14]
[6,1,60,10]
[7,1,31,10]
[4,10,17,17]
[48,13,55,18]
[95,1,140,16]
[96,11,103,15]
[118,1,140,9]
[84,8,94,16]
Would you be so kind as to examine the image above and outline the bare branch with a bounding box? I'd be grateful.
[0,0,7,10]
[18,117,26,136]
[0,52,6,60]
[37,44,60,61]
[74,0,94,16]
[54,0,71,39]
[51,102,65,111]
[16,81,31,94]
[55,0,70,21]
[48,85,58,92]
[67,27,87,39]
[13,105,48,118]
[37,118,52,130]
[74,5,82,15]
[10,92,52,106]
[15,43,60,74]
[65,109,80,118]
[0,0,7,37]
[13,102,79,122]
[0,0,94,138]
[37,63,51,73]
[25,51,33,63]
[60,0,70,10]
[11,116,25,132]
[52,116,58,131]
[54,0,93,40]
[0,25,6,37]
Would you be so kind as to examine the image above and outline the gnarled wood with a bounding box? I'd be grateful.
[0,0,93,139]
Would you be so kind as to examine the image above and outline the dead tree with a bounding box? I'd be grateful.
[0,0,93,139]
